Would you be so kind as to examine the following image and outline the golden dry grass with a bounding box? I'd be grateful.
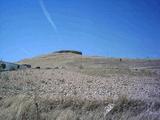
[0,94,160,120]
[0,53,160,120]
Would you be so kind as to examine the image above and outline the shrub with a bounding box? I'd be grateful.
[54,50,82,55]
[35,67,40,69]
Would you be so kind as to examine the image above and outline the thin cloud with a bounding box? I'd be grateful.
[39,0,57,31]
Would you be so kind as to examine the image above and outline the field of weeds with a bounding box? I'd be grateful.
[0,94,160,120]
[0,54,160,120]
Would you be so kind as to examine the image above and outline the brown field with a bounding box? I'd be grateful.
[0,53,160,120]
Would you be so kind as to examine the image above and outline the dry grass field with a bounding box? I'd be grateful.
[0,52,160,120]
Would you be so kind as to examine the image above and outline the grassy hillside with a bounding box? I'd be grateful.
[0,52,160,120]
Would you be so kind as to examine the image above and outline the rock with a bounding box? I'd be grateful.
[22,64,31,68]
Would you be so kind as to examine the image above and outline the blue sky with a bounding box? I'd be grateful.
[0,0,160,61]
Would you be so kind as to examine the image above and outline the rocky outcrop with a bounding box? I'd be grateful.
[0,61,31,71]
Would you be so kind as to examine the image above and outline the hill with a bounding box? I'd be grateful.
[0,52,160,120]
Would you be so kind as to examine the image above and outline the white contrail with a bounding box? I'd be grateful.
[39,0,57,31]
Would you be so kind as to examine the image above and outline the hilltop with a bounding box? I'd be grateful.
[0,52,160,120]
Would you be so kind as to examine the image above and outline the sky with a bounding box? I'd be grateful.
[0,0,160,62]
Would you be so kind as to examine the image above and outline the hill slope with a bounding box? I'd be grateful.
[0,52,160,120]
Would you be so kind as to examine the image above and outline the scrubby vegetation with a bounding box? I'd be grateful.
[0,94,159,120]
[54,50,82,55]
[0,53,160,120]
